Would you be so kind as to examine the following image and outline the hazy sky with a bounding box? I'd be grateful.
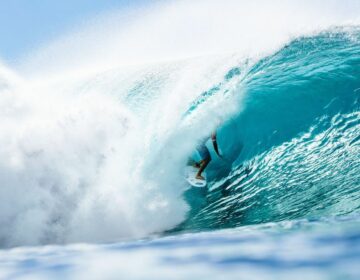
[0,0,147,63]
[2,0,359,71]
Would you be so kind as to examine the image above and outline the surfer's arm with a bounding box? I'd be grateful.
[211,132,222,158]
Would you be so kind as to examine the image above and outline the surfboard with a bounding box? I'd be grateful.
[185,166,207,187]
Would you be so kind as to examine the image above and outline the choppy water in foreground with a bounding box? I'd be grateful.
[1,215,360,280]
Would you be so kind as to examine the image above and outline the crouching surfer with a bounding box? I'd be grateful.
[193,131,222,180]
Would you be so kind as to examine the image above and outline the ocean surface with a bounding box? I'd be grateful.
[1,215,360,280]
[0,1,360,279]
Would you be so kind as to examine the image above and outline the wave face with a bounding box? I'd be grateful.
[181,28,360,231]
[0,23,360,247]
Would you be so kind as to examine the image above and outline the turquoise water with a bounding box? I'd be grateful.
[180,29,360,232]
[0,23,359,279]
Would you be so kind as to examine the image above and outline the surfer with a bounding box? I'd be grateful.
[194,131,222,180]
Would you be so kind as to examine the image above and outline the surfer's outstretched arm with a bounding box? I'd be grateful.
[211,132,222,158]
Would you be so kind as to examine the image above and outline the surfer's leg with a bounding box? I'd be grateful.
[196,158,210,180]
[195,144,211,180]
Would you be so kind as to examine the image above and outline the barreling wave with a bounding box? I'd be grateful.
[0,23,359,248]
[180,27,360,232]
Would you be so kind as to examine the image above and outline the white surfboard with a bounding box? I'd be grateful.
[185,166,207,187]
